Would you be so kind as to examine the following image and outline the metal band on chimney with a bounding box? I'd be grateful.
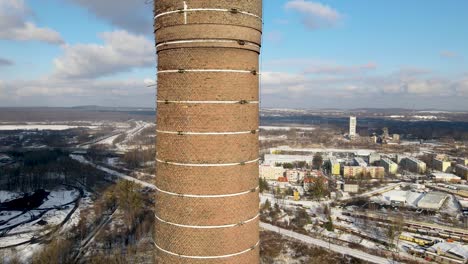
[155,241,260,259]
[154,8,262,21]
[155,158,260,167]
[157,100,259,104]
[156,39,260,48]
[155,185,259,198]
[157,69,258,74]
[156,130,258,135]
[155,214,259,229]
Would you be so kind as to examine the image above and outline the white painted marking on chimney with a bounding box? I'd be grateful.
[183,1,188,24]
[156,158,260,167]
[154,8,262,21]
[155,186,259,198]
[156,39,260,48]
[157,69,256,74]
[154,213,259,229]
[156,100,259,104]
[156,130,259,135]
[154,241,259,259]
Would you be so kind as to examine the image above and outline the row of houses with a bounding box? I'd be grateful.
[259,165,324,183]
[431,156,468,180]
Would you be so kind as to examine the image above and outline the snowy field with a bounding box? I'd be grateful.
[260,126,316,131]
[0,125,97,131]
[0,188,81,248]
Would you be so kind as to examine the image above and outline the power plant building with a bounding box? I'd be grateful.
[153,1,262,263]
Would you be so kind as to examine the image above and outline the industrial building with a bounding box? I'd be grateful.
[417,192,448,211]
[380,158,398,175]
[433,158,451,173]
[153,0,262,262]
[259,165,285,181]
[455,164,468,180]
[401,157,427,174]
[263,154,313,166]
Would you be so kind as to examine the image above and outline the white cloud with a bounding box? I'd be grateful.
[440,50,460,59]
[53,30,155,79]
[1,77,155,107]
[0,0,63,44]
[67,0,153,34]
[285,0,341,29]
[305,62,377,75]
[258,64,467,109]
[0,80,4,98]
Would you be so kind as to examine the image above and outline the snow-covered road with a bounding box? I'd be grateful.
[260,222,398,264]
[70,155,156,190]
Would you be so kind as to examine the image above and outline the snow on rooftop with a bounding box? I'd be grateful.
[430,242,468,260]
[373,190,424,207]
[431,172,461,180]
[417,192,448,210]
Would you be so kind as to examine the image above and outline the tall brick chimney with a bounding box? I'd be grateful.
[153,1,262,263]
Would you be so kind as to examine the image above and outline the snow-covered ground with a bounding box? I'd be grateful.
[39,189,80,209]
[96,133,121,145]
[0,125,97,131]
[0,191,22,203]
[260,126,316,131]
[0,188,81,249]
[70,155,156,190]
[261,222,397,264]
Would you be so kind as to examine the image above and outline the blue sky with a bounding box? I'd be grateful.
[0,0,467,110]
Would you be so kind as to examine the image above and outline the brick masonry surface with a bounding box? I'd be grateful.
[154,0,261,262]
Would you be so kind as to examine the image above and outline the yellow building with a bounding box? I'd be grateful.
[343,166,365,178]
[343,166,384,178]
[366,166,385,178]
[327,157,341,176]
[433,158,451,172]
[381,158,398,175]
[259,165,285,181]
[457,158,468,166]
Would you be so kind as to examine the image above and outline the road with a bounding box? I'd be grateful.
[70,154,156,190]
[261,222,398,264]
[72,156,400,263]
